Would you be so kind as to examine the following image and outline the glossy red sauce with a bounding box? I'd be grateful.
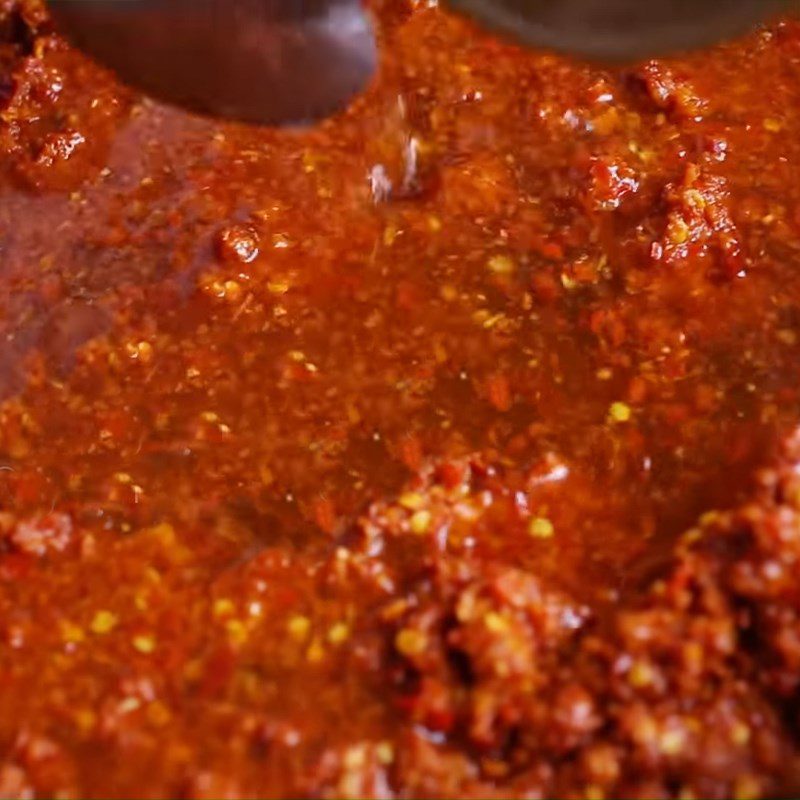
[3,1,800,796]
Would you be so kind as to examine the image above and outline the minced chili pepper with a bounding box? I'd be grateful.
[2,0,800,797]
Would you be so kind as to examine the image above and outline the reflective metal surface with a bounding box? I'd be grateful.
[48,0,378,125]
[48,0,798,125]
[443,0,797,60]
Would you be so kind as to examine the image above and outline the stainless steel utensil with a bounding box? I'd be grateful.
[48,0,797,125]
[443,0,796,60]
[48,0,378,125]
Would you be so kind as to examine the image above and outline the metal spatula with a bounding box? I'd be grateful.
[47,0,378,125]
[47,0,796,125]
[443,0,796,60]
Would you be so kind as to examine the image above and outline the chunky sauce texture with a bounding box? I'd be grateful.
[3,1,800,797]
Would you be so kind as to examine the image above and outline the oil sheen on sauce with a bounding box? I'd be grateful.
[2,1,800,797]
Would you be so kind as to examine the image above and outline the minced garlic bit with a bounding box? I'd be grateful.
[484,611,509,632]
[410,509,432,535]
[608,401,632,423]
[528,517,555,539]
[126,340,153,363]
[376,741,395,765]
[132,634,156,654]
[487,254,515,275]
[395,628,427,657]
[268,280,290,295]
[90,610,118,635]
[287,615,311,641]
[399,492,425,510]
[327,621,350,644]
[213,598,235,618]
[659,728,686,755]
[225,619,247,645]
[628,660,655,688]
